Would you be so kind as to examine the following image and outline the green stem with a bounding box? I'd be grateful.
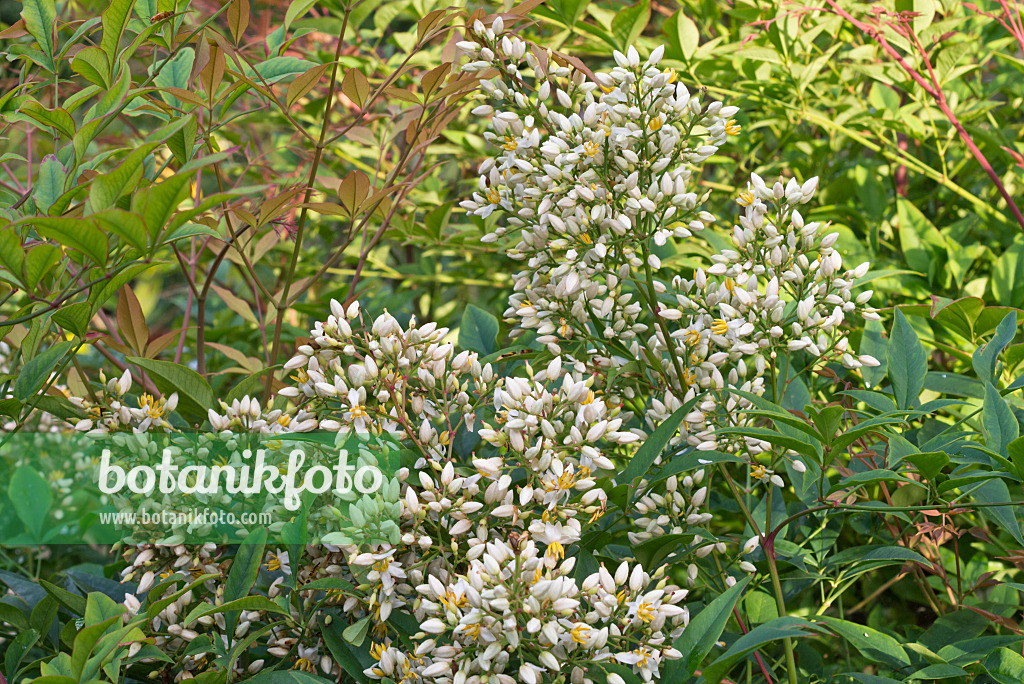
[721,466,798,684]
[264,6,352,404]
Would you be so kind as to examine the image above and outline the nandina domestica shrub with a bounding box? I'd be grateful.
[3,4,1024,684]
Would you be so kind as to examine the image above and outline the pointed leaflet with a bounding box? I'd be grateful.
[20,0,56,71]
[975,477,1024,548]
[459,305,498,356]
[154,49,195,107]
[14,340,75,401]
[983,382,1019,456]
[701,617,826,683]
[116,286,150,356]
[100,0,137,80]
[30,217,108,265]
[973,311,1017,385]
[19,101,75,138]
[820,617,912,671]
[227,0,249,43]
[126,357,213,421]
[86,142,162,213]
[675,12,699,59]
[662,576,750,679]
[34,155,66,213]
[9,466,50,539]
[617,395,701,490]
[223,527,268,639]
[887,309,927,409]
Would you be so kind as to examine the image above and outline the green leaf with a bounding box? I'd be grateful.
[675,11,699,59]
[925,370,984,398]
[71,612,122,680]
[459,304,499,355]
[618,396,699,489]
[39,578,87,616]
[906,664,969,679]
[610,0,650,49]
[984,382,1019,455]
[87,262,155,312]
[241,57,318,84]
[897,194,944,282]
[5,628,40,681]
[702,616,826,684]
[71,46,110,87]
[974,312,1017,384]
[982,647,1024,684]
[887,309,927,409]
[975,477,1024,547]
[744,591,779,624]
[0,229,26,285]
[23,244,61,289]
[548,0,589,27]
[20,0,56,71]
[92,209,149,251]
[126,356,214,421]
[820,617,911,671]
[284,0,318,29]
[343,615,371,646]
[14,339,74,401]
[154,49,196,107]
[31,217,108,265]
[828,469,916,495]
[86,143,161,214]
[166,114,198,164]
[183,596,289,627]
[1008,436,1024,481]
[100,0,137,80]
[35,154,66,213]
[906,451,949,482]
[9,466,51,539]
[632,532,695,568]
[0,602,29,632]
[320,615,372,684]
[859,318,889,390]
[994,239,1024,307]
[825,544,931,571]
[134,172,192,243]
[664,576,750,680]
[19,101,75,138]
[223,527,268,635]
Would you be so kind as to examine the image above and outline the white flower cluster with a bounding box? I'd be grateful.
[70,368,180,433]
[458,26,879,553]
[368,538,686,684]
[281,300,493,447]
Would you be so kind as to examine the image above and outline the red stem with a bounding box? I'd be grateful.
[822,0,1024,234]
[733,607,776,683]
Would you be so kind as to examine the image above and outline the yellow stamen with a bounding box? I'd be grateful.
[546,541,565,561]
[571,623,591,644]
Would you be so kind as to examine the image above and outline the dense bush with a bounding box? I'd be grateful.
[0,1,1023,684]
